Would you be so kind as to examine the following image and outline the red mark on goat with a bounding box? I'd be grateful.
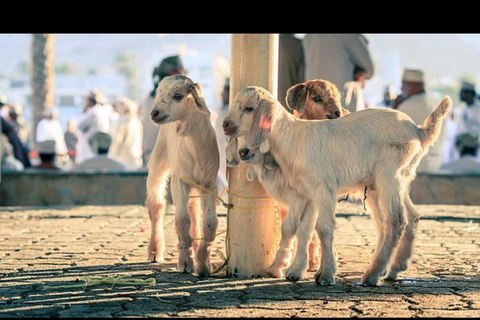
[259,114,272,129]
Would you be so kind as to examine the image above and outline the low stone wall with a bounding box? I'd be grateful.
[1,170,479,206]
[0,170,152,206]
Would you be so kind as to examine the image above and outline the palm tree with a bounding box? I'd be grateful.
[31,34,55,143]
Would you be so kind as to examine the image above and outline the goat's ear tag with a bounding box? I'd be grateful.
[259,140,270,153]
[246,166,255,182]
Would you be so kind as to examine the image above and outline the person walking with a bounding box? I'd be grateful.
[76,89,111,164]
[109,96,143,170]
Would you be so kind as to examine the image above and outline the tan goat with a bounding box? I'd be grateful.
[223,86,451,286]
[146,75,219,277]
[226,136,319,280]
[225,79,349,278]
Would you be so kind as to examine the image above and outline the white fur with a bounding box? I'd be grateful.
[146,75,219,277]
[223,86,451,286]
[226,137,316,280]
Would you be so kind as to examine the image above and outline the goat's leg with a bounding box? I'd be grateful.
[267,205,297,278]
[171,176,195,273]
[308,229,321,271]
[362,177,407,286]
[195,191,218,277]
[364,188,385,257]
[146,160,169,263]
[286,200,317,281]
[386,191,420,280]
[188,197,201,253]
[313,190,337,286]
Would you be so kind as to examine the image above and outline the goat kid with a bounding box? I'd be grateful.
[223,86,451,286]
[224,78,349,279]
[226,136,317,280]
[146,75,219,277]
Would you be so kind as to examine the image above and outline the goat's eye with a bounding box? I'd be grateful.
[312,96,323,103]
[244,106,254,112]
[173,93,183,101]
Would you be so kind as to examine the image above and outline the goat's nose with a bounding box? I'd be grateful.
[151,109,159,118]
[334,111,341,118]
[222,120,230,129]
[238,148,250,158]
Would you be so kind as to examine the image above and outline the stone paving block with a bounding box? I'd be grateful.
[1,203,480,318]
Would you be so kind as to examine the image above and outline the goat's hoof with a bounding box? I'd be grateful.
[361,273,381,286]
[178,258,194,274]
[385,268,403,281]
[314,272,335,286]
[285,269,305,282]
[147,251,164,264]
[147,240,164,263]
[266,266,284,278]
[387,262,408,280]
[196,263,212,278]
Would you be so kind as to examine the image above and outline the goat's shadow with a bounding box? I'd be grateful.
[1,260,479,317]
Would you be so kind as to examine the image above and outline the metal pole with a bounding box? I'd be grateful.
[226,34,280,278]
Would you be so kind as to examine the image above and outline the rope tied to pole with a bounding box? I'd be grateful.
[180,176,280,275]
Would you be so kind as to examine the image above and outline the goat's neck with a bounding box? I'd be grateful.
[268,107,303,171]
[269,106,298,149]
[176,112,213,142]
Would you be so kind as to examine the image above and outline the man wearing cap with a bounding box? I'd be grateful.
[141,55,187,166]
[440,132,480,173]
[456,81,480,142]
[393,68,448,173]
[76,89,111,165]
[36,107,69,165]
[30,140,61,170]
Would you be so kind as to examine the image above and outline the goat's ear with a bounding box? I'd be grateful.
[226,138,240,167]
[247,98,275,148]
[189,82,210,115]
[286,83,307,115]
[263,152,278,170]
[341,107,350,116]
[246,166,256,182]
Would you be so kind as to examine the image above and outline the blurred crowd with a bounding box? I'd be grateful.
[1,88,144,172]
[1,34,480,176]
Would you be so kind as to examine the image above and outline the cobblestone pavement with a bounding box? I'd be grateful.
[0,203,479,318]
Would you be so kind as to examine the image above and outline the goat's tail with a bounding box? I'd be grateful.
[419,96,452,149]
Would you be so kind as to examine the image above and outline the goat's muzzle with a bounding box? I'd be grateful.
[326,110,342,119]
[151,109,169,124]
[222,119,237,137]
[238,147,254,162]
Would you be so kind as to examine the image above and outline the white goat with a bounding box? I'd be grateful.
[146,75,219,277]
[223,86,451,286]
[226,136,317,280]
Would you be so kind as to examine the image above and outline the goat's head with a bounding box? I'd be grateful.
[150,74,209,125]
[286,79,348,120]
[225,136,277,183]
[222,86,279,149]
